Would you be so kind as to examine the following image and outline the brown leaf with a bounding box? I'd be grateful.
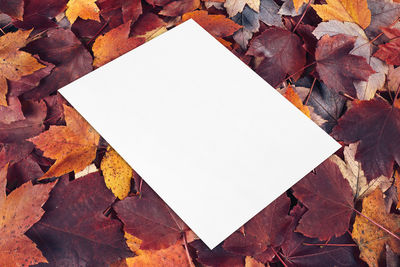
[159,0,200,16]
[29,105,100,179]
[315,34,375,97]
[93,21,145,67]
[224,0,260,17]
[0,29,45,106]
[0,0,24,19]
[0,165,54,266]
[352,189,400,267]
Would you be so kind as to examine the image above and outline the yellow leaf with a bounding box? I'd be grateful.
[284,85,311,118]
[29,105,100,179]
[66,0,100,24]
[245,256,265,267]
[0,30,45,106]
[293,0,308,12]
[101,146,133,199]
[92,21,145,67]
[311,0,371,29]
[352,189,400,267]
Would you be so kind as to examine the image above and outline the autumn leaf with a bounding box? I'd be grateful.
[352,189,400,267]
[66,0,101,24]
[247,27,306,87]
[366,0,400,38]
[114,182,188,250]
[0,29,45,106]
[93,21,145,67]
[159,0,200,17]
[29,104,100,179]
[311,0,371,29]
[26,172,133,265]
[131,13,167,41]
[245,256,264,267]
[101,146,133,199]
[331,143,392,200]
[182,10,242,40]
[284,85,311,118]
[315,34,375,98]
[333,98,400,180]
[293,159,354,240]
[374,27,400,66]
[0,0,24,19]
[224,0,260,17]
[124,233,190,267]
[293,0,308,12]
[0,165,54,266]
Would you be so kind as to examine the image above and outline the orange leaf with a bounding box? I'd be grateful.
[0,165,54,266]
[29,105,100,179]
[293,0,308,12]
[0,29,45,106]
[352,189,400,267]
[284,85,311,118]
[66,0,101,24]
[92,21,145,67]
[311,0,371,29]
[182,10,242,39]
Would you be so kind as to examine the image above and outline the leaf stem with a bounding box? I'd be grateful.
[304,77,316,105]
[275,61,317,88]
[353,208,400,242]
[182,232,195,267]
[292,0,313,33]
[271,247,288,267]
[87,21,109,46]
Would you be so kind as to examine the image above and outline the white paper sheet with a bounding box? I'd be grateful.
[59,19,341,249]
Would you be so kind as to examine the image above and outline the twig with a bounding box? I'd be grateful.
[293,0,313,33]
[353,208,400,242]
[304,77,316,105]
[275,61,317,88]
[182,232,195,267]
[271,247,288,267]
[87,21,109,46]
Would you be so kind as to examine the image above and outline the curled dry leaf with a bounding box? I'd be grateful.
[93,21,145,67]
[101,146,133,200]
[311,0,371,29]
[0,29,45,106]
[66,0,101,24]
[29,105,100,179]
[0,165,55,266]
[352,189,400,267]
[331,143,392,200]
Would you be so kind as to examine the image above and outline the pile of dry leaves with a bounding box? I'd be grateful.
[1,0,400,266]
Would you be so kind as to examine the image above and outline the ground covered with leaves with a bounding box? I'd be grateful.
[1,0,400,266]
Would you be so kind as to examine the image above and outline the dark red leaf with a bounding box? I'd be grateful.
[0,141,34,167]
[0,0,23,20]
[374,27,400,65]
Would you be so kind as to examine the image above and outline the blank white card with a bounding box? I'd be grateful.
[59,19,340,249]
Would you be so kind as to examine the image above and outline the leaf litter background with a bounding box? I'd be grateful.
[1,0,400,266]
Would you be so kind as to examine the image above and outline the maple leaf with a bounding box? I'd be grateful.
[374,27,400,66]
[284,85,311,118]
[0,165,54,266]
[182,10,242,40]
[26,172,133,266]
[365,0,400,38]
[311,0,371,29]
[101,146,133,199]
[331,143,392,200]
[224,0,260,17]
[93,21,145,67]
[223,193,292,260]
[352,189,400,267]
[124,233,190,267]
[114,182,188,250]
[0,29,45,106]
[159,0,200,17]
[313,20,388,100]
[0,100,47,143]
[66,0,101,24]
[0,0,23,19]
[23,28,93,100]
[315,34,375,98]
[97,0,143,24]
[29,104,100,179]
[293,159,354,240]
[247,27,306,87]
[293,0,308,12]
[190,240,245,267]
[333,98,400,180]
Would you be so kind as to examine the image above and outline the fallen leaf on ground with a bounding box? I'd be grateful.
[352,189,400,267]
[0,164,54,266]
[284,85,311,118]
[66,0,101,24]
[93,21,145,67]
[0,29,45,106]
[29,104,100,179]
[101,146,133,199]
[311,0,371,29]
[374,27,400,66]
[224,0,260,17]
